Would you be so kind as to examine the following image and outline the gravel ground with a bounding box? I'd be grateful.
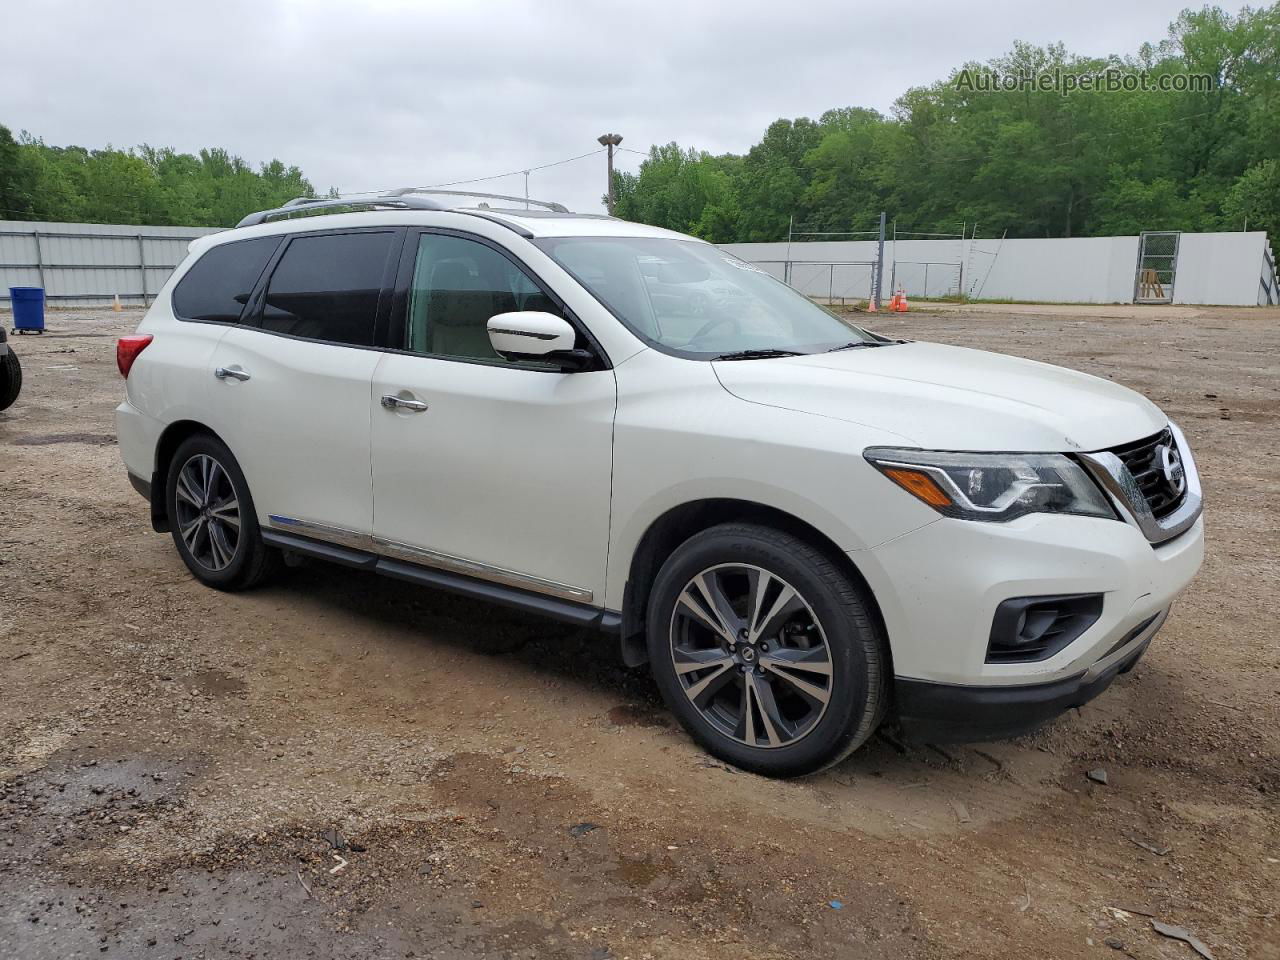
[1,303,1277,960]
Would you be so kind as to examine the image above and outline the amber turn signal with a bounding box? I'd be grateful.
[882,467,953,508]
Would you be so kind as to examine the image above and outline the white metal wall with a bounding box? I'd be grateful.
[0,220,221,307]
[1171,232,1270,306]
[3,221,1272,309]
[963,235,1140,303]
[723,231,1275,306]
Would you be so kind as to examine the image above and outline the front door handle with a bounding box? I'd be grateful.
[215,366,251,382]
[381,394,429,412]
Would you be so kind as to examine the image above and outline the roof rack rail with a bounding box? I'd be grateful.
[235,186,571,229]
[236,194,447,228]
[383,187,570,213]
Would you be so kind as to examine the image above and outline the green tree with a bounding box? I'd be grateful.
[736,118,824,241]
[1221,159,1280,238]
[0,124,34,219]
[0,130,319,226]
[613,143,740,240]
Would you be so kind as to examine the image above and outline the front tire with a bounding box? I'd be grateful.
[646,523,887,777]
[165,434,278,591]
[0,350,21,411]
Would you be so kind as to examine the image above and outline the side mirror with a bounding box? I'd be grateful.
[487,312,593,371]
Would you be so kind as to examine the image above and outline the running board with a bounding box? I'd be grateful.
[263,529,377,570]
[261,529,620,633]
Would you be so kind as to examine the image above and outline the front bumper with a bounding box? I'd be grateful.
[895,606,1165,742]
[854,509,1203,688]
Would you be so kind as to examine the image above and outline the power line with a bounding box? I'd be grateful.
[342,148,607,197]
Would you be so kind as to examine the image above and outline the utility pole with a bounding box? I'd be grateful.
[874,211,886,309]
[597,133,623,213]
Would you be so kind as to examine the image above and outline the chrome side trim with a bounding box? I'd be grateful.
[267,515,374,551]
[373,537,594,603]
[265,516,595,604]
[1079,421,1203,545]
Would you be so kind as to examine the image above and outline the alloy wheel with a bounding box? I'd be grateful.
[173,453,241,571]
[669,563,833,748]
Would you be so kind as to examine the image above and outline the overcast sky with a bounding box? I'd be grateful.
[2,0,1195,214]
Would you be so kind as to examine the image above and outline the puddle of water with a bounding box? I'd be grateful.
[609,855,672,889]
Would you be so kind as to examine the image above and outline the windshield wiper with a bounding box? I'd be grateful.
[825,340,894,352]
[713,348,806,361]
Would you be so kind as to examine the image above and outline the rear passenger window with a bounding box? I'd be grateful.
[172,237,279,324]
[260,232,395,346]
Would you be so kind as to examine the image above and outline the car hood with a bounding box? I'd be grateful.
[713,340,1167,452]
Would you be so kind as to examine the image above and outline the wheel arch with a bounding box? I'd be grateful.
[149,419,229,532]
[618,498,891,674]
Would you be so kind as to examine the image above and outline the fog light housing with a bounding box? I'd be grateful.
[987,594,1103,663]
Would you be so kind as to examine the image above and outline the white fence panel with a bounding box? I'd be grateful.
[725,230,1274,306]
[0,220,222,307]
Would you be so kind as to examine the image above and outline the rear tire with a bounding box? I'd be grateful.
[166,434,279,591]
[646,523,886,777]
[0,350,21,411]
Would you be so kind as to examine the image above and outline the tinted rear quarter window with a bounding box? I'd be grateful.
[260,231,395,346]
[172,237,280,323]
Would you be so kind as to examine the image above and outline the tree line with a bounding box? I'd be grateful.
[613,4,1280,244]
[0,127,318,227]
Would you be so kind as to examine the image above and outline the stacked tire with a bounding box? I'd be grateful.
[0,339,21,411]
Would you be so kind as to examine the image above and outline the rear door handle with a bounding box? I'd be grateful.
[381,394,429,412]
[215,366,251,382]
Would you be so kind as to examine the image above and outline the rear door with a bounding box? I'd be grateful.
[204,228,402,542]
[369,229,616,604]
[149,235,284,428]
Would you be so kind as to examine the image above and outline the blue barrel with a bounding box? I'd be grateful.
[9,287,46,333]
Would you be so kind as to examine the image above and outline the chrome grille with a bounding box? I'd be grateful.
[1079,422,1201,545]
[1108,428,1184,519]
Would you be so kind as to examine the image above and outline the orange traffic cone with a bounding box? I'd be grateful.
[866,297,878,312]
[895,288,909,313]
[887,292,900,312]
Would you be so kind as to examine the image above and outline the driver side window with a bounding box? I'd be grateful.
[406,234,565,364]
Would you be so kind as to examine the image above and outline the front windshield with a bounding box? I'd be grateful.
[532,237,883,358]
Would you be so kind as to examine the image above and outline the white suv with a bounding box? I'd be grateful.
[115,190,1204,777]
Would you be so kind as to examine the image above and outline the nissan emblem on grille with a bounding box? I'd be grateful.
[1158,443,1186,496]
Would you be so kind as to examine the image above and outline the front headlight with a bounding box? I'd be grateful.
[863,448,1116,522]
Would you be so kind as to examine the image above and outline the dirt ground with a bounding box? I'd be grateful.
[1,303,1277,960]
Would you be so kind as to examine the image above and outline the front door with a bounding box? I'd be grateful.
[370,230,616,605]
[205,228,401,542]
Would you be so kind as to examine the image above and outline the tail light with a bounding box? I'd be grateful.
[116,335,154,378]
